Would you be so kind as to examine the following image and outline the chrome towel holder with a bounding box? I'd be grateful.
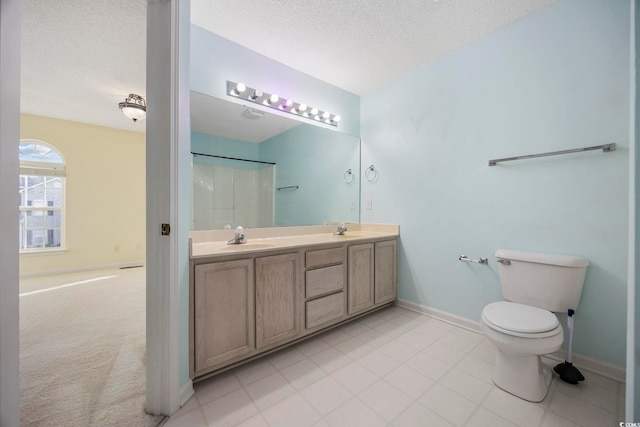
[488,143,616,167]
[344,169,354,184]
[459,255,488,265]
[365,165,378,182]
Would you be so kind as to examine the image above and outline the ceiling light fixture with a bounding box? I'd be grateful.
[118,94,146,122]
[227,81,341,127]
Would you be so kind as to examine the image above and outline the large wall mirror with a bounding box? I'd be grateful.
[190,91,361,230]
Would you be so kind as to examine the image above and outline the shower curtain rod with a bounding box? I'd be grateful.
[191,152,276,166]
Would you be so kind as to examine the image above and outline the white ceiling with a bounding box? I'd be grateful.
[192,0,556,96]
[21,0,556,134]
[21,0,147,133]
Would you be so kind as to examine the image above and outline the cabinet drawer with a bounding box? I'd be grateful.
[306,265,344,299]
[306,292,345,329]
[306,247,344,269]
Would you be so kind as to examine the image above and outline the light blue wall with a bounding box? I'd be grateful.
[191,131,264,169]
[361,0,630,367]
[190,25,360,137]
[259,125,360,226]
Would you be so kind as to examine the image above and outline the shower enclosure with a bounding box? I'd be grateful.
[192,155,275,230]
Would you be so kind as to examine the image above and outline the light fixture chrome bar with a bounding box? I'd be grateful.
[227,81,341,127]
[488,143,616,167]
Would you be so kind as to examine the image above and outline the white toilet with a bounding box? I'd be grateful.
[480,248,589,402]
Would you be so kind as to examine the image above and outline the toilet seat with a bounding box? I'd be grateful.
[482,301,561,338]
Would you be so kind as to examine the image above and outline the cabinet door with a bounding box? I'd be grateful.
[194,259,254,372]
[375,240,397,305]
[348,243,374,315]
[256,253,300,348]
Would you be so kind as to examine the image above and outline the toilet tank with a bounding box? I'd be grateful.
[495,249,589,313]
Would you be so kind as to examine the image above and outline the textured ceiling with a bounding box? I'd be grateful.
[21,0,147,133]
[21,0,556,133]
[191,0,556,96]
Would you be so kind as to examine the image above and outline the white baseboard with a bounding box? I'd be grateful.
[395,298,626,384]
[396,298,482,333]
[19,260,146,278]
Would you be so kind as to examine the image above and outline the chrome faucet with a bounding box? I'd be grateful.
[227,226,247,245]
[334,223,348,235]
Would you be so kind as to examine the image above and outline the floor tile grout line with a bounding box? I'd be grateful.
[175,306,626,427]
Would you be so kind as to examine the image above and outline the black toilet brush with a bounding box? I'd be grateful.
[554,309,585,384]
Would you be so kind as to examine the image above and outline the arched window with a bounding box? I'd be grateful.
[19,140,66,252]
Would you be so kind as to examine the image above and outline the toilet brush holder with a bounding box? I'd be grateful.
[553,309,585,384]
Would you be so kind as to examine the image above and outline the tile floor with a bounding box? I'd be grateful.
[164,306,625,427]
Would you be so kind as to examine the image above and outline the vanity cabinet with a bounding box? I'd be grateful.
[304,247,347,332]
[190,234,398,380]
[374,240,398,305]
[193,259,255,373]
[255,253,300,348]
[347,239,398,314]
[347,243,375,315]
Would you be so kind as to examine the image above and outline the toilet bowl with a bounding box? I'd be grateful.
[481,249,589,402]
[481,301,563,402]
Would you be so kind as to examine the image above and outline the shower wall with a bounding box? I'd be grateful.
[192,160,274,230]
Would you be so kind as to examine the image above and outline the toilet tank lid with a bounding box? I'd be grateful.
[495,249,589,267]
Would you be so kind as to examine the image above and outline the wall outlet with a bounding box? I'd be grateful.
[366,200,372,210]
[350,201,356,210]
[114,245,120,253]
[135,243,142,251]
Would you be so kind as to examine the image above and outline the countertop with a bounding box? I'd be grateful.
[190,225,399,259]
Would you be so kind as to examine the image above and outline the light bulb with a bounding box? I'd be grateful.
[281,99,293,109]
[310,107,319,115]
[250,89,263,100]
[332,115,341,123]
[232,82,246,96]
[294,103,307,114]
[267,94,279,105]
[322,111,330,119]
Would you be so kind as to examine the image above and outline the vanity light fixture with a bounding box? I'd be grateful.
[118,93,146,122]
[294,103,307,115]
[227,80,341,127]
[231,82,246,96]
[250,89,263,100]
[267,93,279,106]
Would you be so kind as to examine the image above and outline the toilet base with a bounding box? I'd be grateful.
[493,350,552,402]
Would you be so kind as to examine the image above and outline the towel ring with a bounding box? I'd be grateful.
[365,165,378,182]
[344,169,354,184]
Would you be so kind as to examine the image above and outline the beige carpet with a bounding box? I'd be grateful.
[19,267,164,426]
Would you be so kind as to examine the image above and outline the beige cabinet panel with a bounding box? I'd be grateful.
[306,247,344,269]
[194,259,254,372]
[347,243,374,315]
[306,292,345,329]
[256,253,300,348]
[375,240,398,305]
[306,264,344,299]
